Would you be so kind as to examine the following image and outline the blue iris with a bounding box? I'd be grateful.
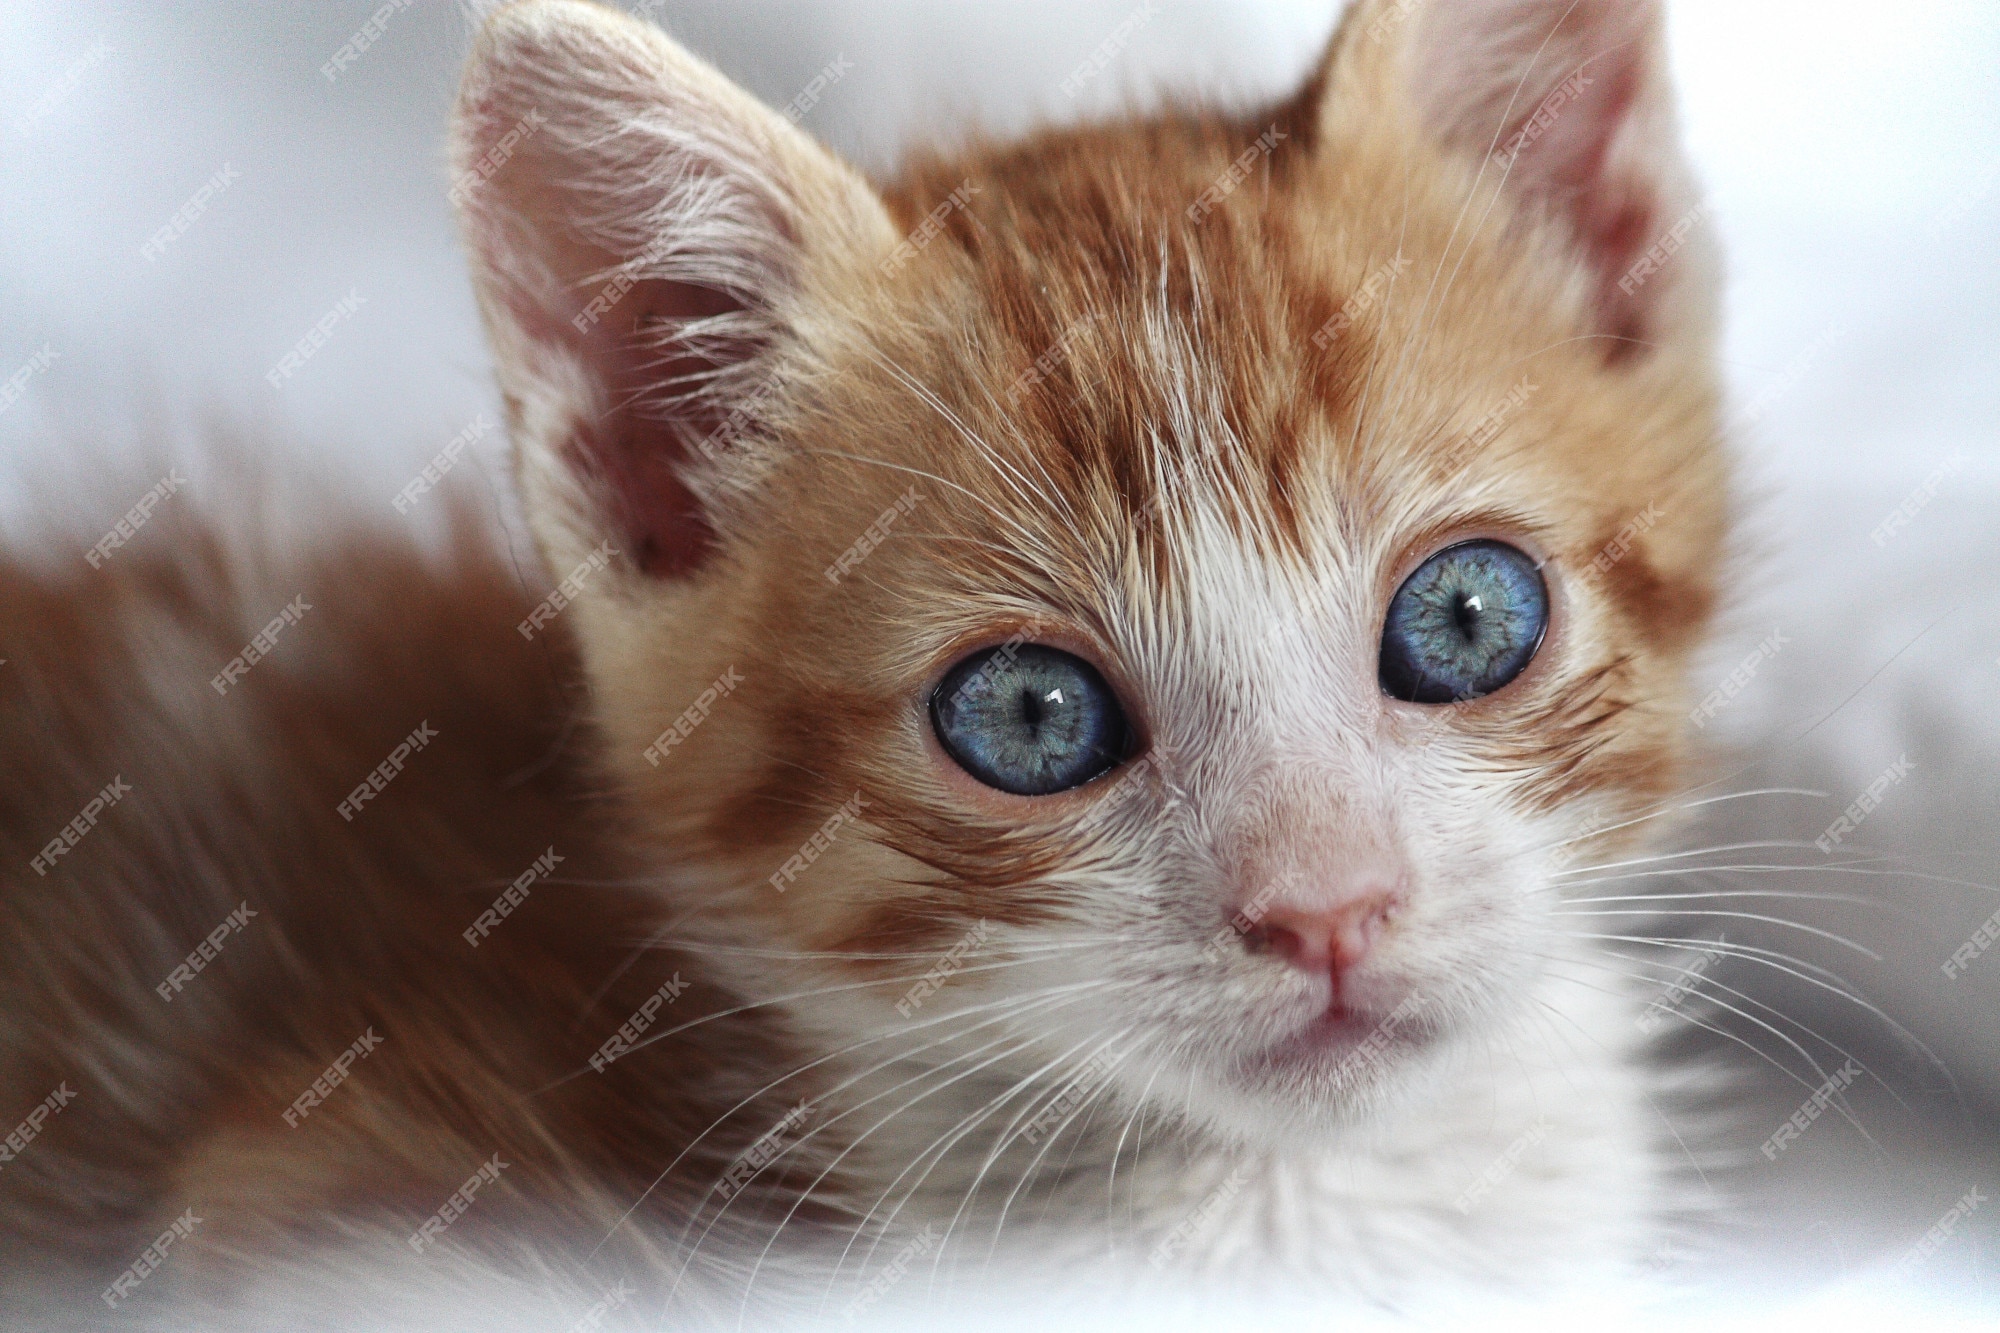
[930,644,1129,795]
[1379,540,1548,703]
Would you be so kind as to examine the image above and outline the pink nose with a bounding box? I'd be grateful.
[1244,891,1397,976]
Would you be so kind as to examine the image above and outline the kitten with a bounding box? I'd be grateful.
[0,0,1729,1323]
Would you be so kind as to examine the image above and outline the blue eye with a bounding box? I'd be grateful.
[930,644,1129,795]
[1379,540,1548,704]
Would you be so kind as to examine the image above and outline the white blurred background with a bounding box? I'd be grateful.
[1,0,1996,1321]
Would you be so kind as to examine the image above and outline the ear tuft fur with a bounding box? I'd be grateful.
[1322,0,1713,360]
[451,0,892,578]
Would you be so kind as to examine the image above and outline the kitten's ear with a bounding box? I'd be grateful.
[1321,0,1712,356]
[451,0,894,578]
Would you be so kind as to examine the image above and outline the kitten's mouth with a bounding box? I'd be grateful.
[1251,990,1431,1077]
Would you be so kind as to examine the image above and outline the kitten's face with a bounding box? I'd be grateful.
[456,0,1725,1139]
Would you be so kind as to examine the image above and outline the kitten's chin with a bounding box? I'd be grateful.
[1254,999,1426,1076]
[1200,987,1449,1135]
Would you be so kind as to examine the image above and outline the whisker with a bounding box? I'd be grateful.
[1550,838,1843,877]
[979,1036,1140,1272]
[1576,931,1963,1107]
[847,1026,1129,1295]
[1538,953,1882,1139]
[725,995,1122,1320]
[1555,908,1884,961]
[1534,788,1827,859]
[588,981,1108,1265]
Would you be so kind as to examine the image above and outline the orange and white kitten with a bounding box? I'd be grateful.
[0,0,1730,1324]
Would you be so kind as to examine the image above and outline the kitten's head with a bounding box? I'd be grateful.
[453,0,1726,1139]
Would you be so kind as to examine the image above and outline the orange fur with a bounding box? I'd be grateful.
[2,0,1731,1314]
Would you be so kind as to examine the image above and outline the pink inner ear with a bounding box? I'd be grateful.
[455,52,802,582]
[573,278,751,579]
[1502,37,1661,354]
[497,259,742,578]
[1410,0,1683,356]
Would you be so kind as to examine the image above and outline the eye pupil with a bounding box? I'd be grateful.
[932,645,1129,795]
[1380,540,1548,704]
[1019,688,1046,728]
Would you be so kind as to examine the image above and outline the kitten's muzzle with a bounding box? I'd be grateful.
[1242,889,1398,981]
